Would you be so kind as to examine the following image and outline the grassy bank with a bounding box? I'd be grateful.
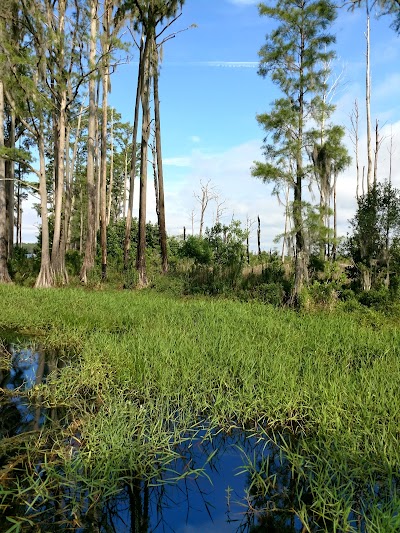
[0,285,399,531]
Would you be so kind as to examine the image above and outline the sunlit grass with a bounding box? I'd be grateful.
[0,285,399,530]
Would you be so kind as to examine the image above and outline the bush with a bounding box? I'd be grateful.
[251,282,285,306]
[300,281,338,311]
[8,246,40,284]
[357,288,392,310]
[66,250,82,276]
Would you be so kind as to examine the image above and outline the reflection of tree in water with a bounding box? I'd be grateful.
[240,430,400,533]
[233,432,305,533]
[2,357,399,533]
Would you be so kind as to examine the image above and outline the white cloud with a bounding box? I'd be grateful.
[21,195,40,244]
[190,136,201,143]
[163,156,192,167]
[161,140,285,250]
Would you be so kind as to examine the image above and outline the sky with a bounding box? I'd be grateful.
[21,0,400,251]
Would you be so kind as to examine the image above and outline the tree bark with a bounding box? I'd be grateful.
[332,170,338,260]
[5,110,15,257]
[80,0,98,283]
[99,0,112,281]
[136,40,150,288]
[152,39,168,273]
[35,132,54,288]
[106,107,114,226]
[0,80,12,283]
[50,0,68,283]
[124,33,145,271]
[366,7,373,191]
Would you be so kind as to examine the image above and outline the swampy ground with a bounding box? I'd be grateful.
[0,285,399,532]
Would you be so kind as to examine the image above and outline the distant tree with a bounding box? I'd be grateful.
[347,182,400,290]
[349,0,400,33]
[252,0,337,299]
[194,179,217,238]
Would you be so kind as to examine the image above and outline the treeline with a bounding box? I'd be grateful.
[1,0,400,309]
[0,0,186,287]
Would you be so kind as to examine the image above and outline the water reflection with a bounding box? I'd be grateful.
[0,341,52,436]
[0,338,398,532]
[0,338,303,532]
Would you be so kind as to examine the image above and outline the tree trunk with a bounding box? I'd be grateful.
[152,44,168,273]
[106,107,114,226]
[50,0,68,283]
[332,170,338,260]
[365,7,373,192]
[293,31,308,301]
[100,61,109,280]
[51,90,68,283]
[5,110,15,257]
[80,0,98,284]
[0,80,11,283]
[136,40,150,288]
[352,100,360,200]
[123,149,128,219]
[16,174,21,247]
[35,133,54,288]
[124,33,145,270]
[373,119,379,187]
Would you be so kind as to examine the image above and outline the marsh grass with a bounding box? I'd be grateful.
[0,285,399,530]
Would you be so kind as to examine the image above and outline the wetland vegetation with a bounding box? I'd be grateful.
[1,285,400,531]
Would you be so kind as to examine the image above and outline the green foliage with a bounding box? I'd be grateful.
[300,280,339,310]
[7,246,39,284]
[357,287,393,310]
[1,287,400,529]
[179,221,247,294]
[95,218,160,266]
[347,182,400,290]
[65,250,82,277]
[178,235,212,265]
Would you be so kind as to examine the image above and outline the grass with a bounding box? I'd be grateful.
[0,285,399,530]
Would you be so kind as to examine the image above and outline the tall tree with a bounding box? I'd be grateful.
[252,0,337,299]
[126,0,185,285]
[80,0,99,283]
[0,79,12,283]
[99,0,112,280]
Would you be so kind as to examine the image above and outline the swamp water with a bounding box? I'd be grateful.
[0,337,398,532]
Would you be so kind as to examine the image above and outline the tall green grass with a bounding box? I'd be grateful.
[0,285,399,530]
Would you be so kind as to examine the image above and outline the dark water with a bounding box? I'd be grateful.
[0,338,304,532]
[1,337,397,532]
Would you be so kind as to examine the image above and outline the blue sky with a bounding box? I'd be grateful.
[23,0,400,250]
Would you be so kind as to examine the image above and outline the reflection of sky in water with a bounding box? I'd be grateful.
[87,431,304,532]
[1,344,302,531]
[1,346,46,435]
[7,348,40,389]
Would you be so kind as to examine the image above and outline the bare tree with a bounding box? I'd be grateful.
[349,100,361,199]
[373,118,384,186]
[365,2,373,191]
[194,179,217,237]
[214,194,227,225]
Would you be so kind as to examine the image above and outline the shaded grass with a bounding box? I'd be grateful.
[0,285,399,530]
